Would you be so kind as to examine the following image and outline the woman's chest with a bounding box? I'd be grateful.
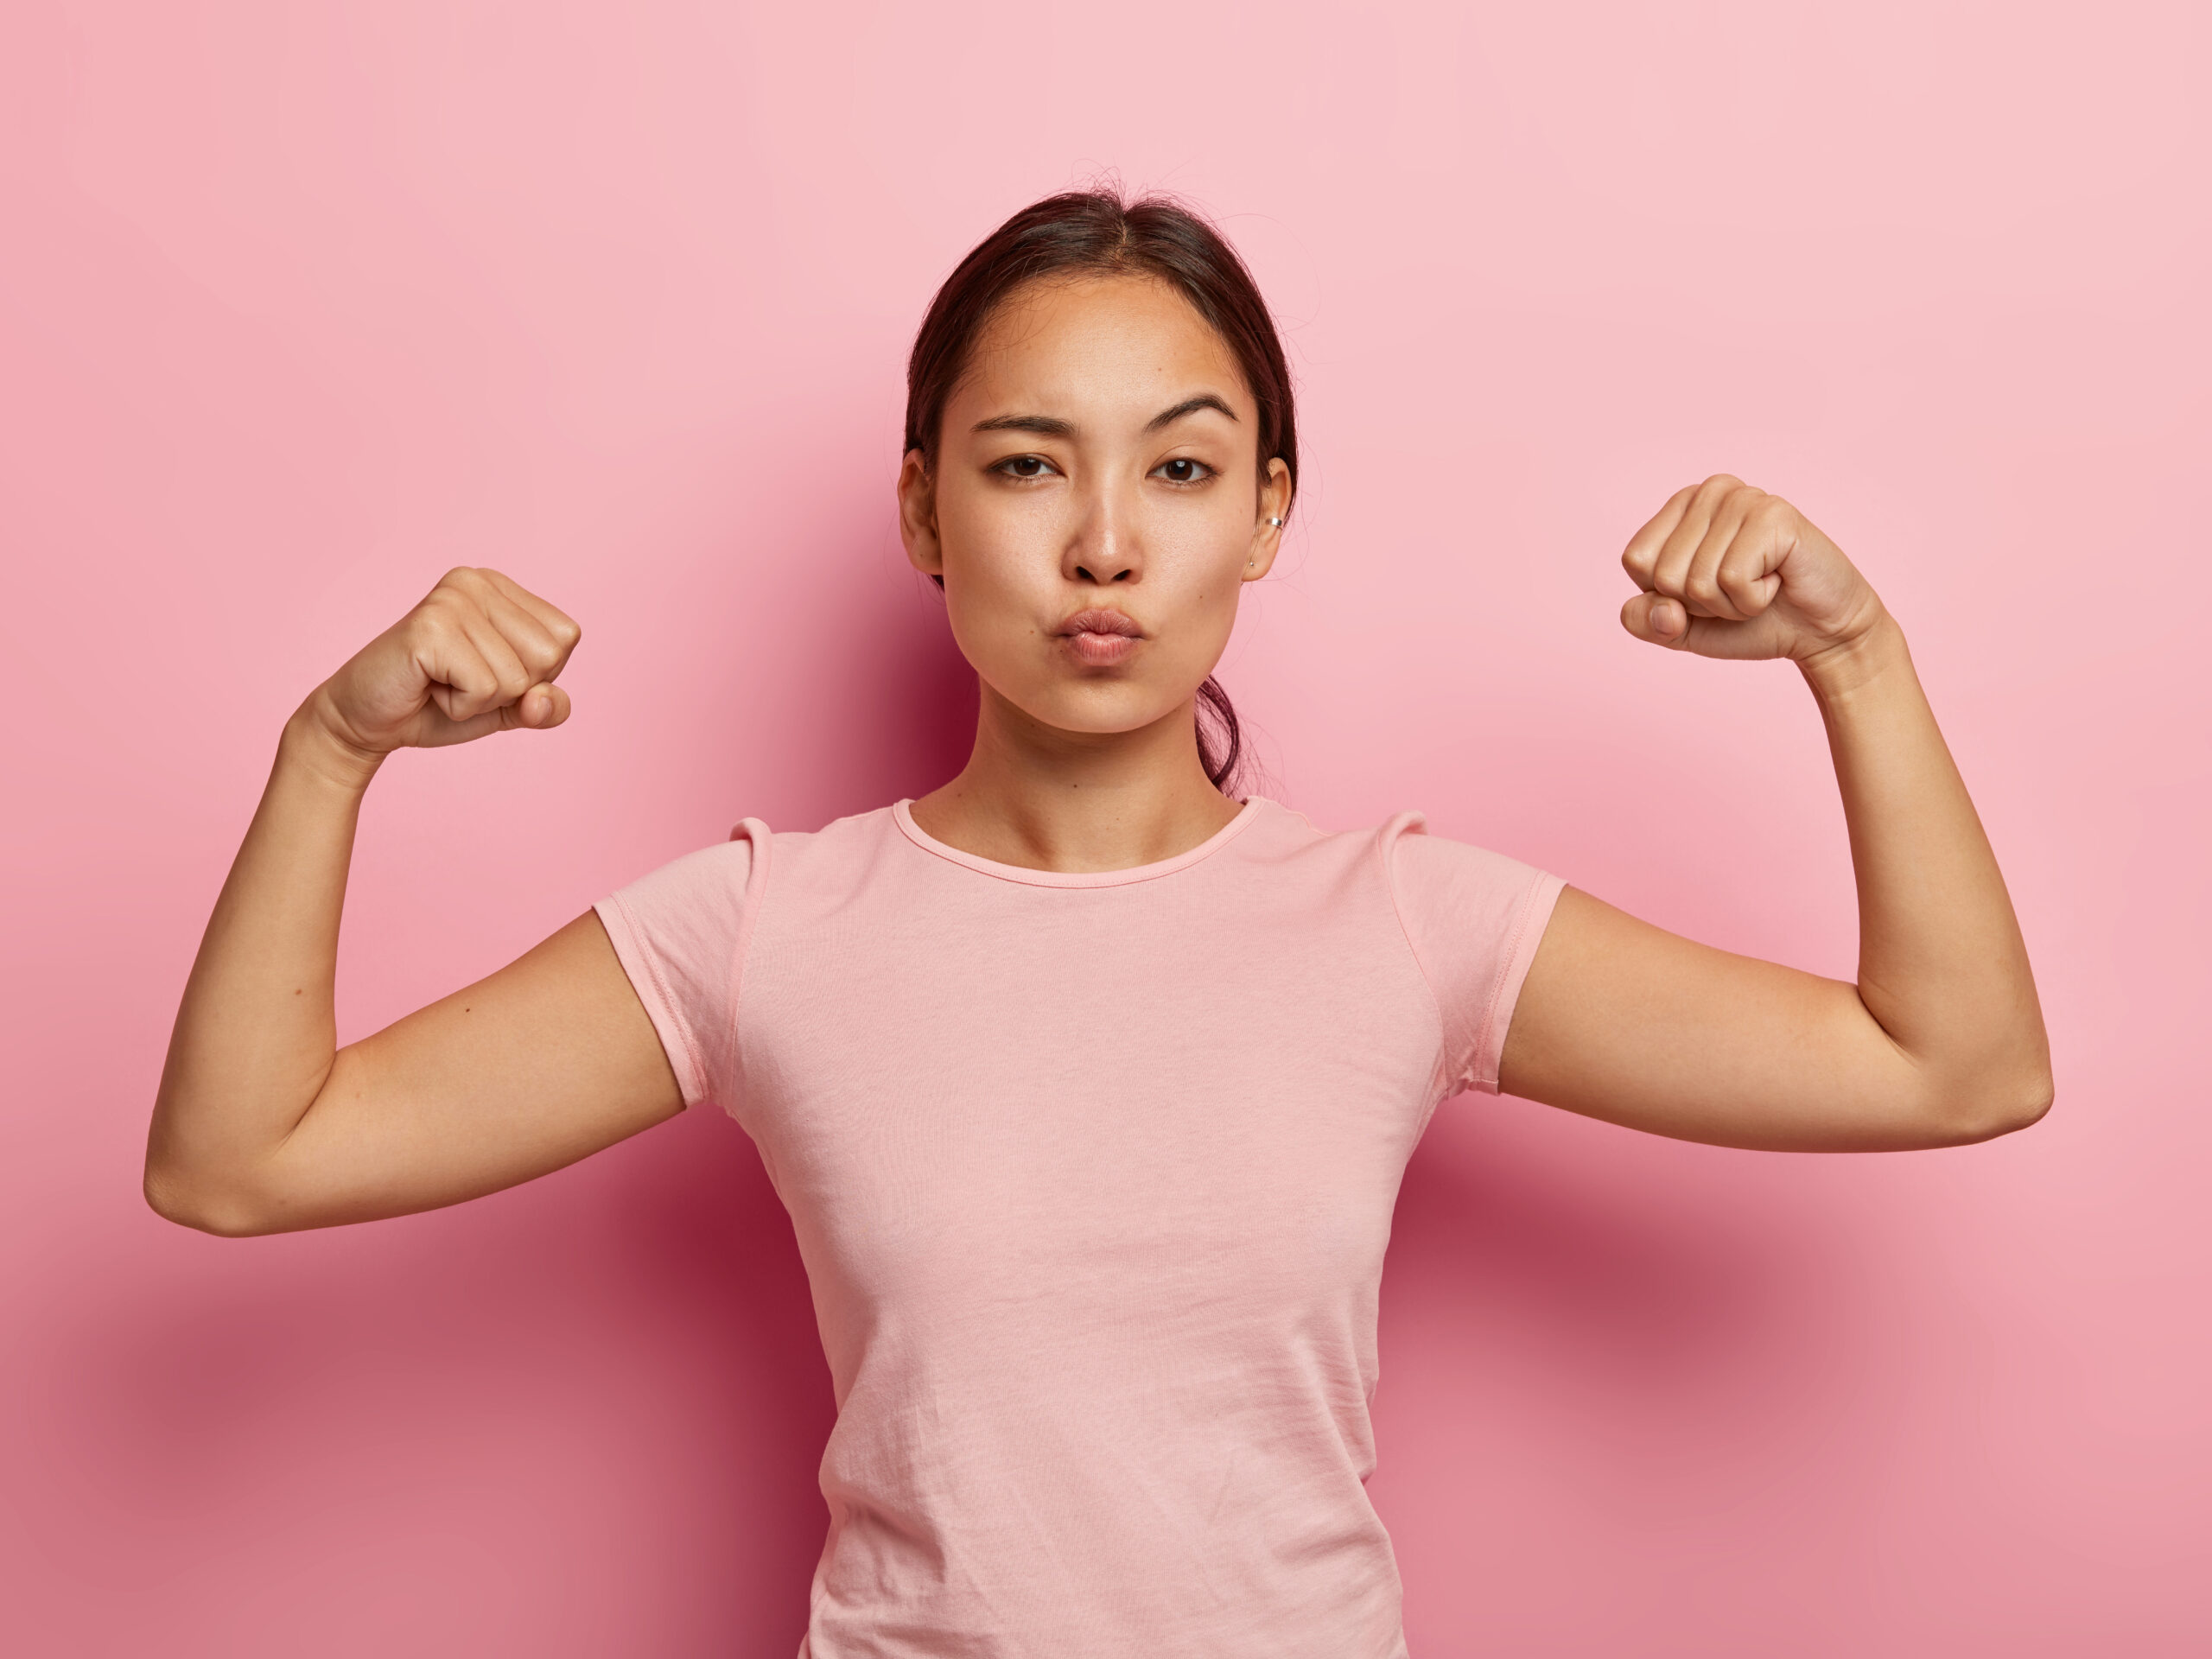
[729,889,1443,1317]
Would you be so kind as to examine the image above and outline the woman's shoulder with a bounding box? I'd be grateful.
[1241,798,1554,893]
[602,801,899,905]
[1242,797,1446,859]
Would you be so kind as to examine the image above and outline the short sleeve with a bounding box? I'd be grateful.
[1381,813,1566,1099]
[592,818,770,1112]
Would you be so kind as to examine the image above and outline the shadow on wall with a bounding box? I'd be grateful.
[704,519,983,829]
[51,1115,832,1649]
[1391,1112,1827,1373]
[1375,1098,1883,1546]
[853,575,982,810]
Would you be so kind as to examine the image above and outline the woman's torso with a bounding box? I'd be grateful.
[596,797,1560,1658]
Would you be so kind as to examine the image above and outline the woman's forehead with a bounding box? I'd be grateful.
[953,274,1252,423]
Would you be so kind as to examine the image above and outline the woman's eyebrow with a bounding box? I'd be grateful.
[1147,393,1238,430]
[972,413,1076,436]
[970,395,1237,439]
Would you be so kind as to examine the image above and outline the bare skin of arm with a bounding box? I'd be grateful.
[1499,476,2052,1150]
[145,569,681,1237]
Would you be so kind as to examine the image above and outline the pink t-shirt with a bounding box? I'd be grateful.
[595,797,1563,1658]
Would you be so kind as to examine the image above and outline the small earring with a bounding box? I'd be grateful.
[1266,517,1285,527]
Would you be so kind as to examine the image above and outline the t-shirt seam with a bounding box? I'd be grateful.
[891,797,1267,888]
[723,820,771,1122]
[603,890,709,1107]
[1372,813,1456,1110]
[1469,871,1566,1093]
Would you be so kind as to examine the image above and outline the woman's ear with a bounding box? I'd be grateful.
[898,449,944,580]
[1243,457,1293,582]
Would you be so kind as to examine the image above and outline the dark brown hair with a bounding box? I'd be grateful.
[904,190,1296,796]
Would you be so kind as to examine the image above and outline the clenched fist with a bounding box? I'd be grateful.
[1621,476,1886,664]
[303,567,582,763]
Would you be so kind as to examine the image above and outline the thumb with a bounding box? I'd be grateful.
[497,682,571,732]
[1621,592,1703,651]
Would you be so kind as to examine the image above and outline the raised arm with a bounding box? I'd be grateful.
[146,569,683,1236]
[1498,477,2052,1151]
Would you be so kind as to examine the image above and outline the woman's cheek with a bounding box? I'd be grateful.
[940,582,1025,691]
[943,561,1058,704]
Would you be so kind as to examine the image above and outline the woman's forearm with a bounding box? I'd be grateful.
[146,703,384,1229]
[1801,613,2051,1129]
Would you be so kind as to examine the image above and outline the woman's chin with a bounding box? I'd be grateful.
[991,678,1199,744]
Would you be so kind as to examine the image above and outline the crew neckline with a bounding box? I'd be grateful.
[892,796,1270,888]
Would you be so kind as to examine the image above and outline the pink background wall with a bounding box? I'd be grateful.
[3,3,2206,1653]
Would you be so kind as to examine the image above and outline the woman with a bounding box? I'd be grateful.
[147,191,2051,1656]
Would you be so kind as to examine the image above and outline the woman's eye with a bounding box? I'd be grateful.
[996,455,1056,479]
[1154,457,1213,484]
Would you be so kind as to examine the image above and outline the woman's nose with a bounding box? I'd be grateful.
[1063,483,1142,585]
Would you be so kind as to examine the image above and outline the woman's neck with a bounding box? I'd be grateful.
[907,684,1243,874]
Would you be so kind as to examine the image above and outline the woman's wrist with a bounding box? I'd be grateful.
[1797,608,1910,706]
[280,692,388,795]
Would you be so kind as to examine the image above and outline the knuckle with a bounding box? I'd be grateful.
[407,602,454,639]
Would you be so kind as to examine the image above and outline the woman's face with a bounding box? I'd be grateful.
[898,275,1291,746]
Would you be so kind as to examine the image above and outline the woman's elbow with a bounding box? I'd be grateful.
[1928,1065,2055,1145]
[142,1160,283,1237]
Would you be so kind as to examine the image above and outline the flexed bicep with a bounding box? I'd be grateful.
[202,912,683,1235]
[1498,887,1976,1153]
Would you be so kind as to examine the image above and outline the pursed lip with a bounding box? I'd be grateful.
[1054,607,1145,639]
[1054,607,1145,666]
